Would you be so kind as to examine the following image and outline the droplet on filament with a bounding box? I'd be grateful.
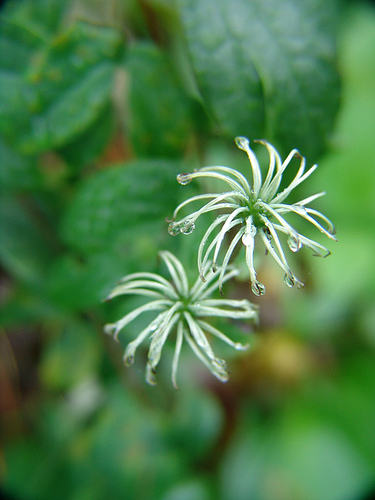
[287,235,302,253]
[177,173,192,185]
[283,273,295,288]
[168,223,180,236]
[180,221,195,235]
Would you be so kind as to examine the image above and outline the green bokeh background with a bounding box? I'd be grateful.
[1,1,375,499]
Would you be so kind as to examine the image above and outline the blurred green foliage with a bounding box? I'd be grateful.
[0,0,374,500]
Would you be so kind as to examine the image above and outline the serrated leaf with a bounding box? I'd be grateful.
[127,43,194,157]
[61,160,181,254]
[178,0,340,158]
[0,14,122,153]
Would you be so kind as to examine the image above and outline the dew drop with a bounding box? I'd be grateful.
[177,173,192,185]
[212,357,229,376]
[146,364,157,385]
[180,221,195,235]
[234,342,250,351]
[212,358,229,381]
[124,354,134,366]
[149,322,158,332]
[251,281,266,296]
[214,357,227,367]
[242,233,252,247]
[242,233,254,247]
[287,235,302,253]
[168,222,180,236]
[235,136,250,151]
[283,273,295,288]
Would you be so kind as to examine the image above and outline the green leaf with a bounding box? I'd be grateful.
[177,0,264,140]
[1,0,66,38]
[0,12,122,153]
[57,103,115,170]
[40,320,101,391]
[84,383,185,499]
[165,389,223,461]
[61,159,181,255]
[177,0,340,158]
[44,252,138,310]
[127,43,194,157]
[161,479,211,500]
[0,195,54,284]
[221,403,374,500]
[0,136,42,191]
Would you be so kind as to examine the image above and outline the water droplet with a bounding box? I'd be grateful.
[234,342,249,351]
[177,173,192,185]
[211,358,229,380]
[168,222,180,236]
[235,136,250,151]
[251,281,266,296]
[180,221,195,235]
[287,235,302,253]
[149,322,158,332]
[124,354,134,366]
[242,233,253,247]
[146,364,157,385]
[214,357,227,367]
[283,273,295,288]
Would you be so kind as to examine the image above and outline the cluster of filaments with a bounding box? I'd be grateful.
[104,251,257,387]
[168,136,337,295]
